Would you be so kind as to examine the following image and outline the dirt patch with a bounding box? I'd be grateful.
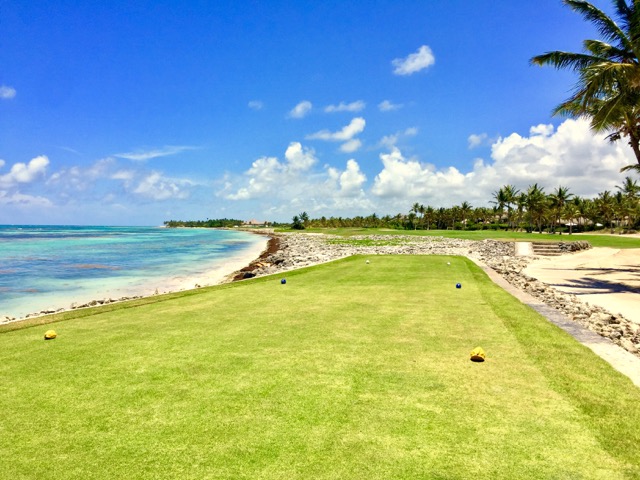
[231,236,281,281]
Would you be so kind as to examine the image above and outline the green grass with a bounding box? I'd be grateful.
[2,256,640,479]
[278,227,640,248]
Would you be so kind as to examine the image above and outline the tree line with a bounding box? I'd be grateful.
[292,177,640,234]
[164,218,245,228]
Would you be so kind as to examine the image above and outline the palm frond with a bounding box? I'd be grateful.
[564,0,634,51]
[590,93,626,130]
[535,1,640,164]
[583,39,632,60]
[530,50,605,70]
[578,61,640,98]
[552,96,590,117]
[615,0,640,49]
[621,163,640,172]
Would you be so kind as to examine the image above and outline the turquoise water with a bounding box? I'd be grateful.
[0,226,267,319]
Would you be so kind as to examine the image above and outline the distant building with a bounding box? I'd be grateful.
[243,219,269,226]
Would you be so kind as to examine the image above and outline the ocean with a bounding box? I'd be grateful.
[0,226,267,319]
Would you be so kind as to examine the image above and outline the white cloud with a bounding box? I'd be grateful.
[530,124,554,136]
[0,86,16,100]
[392,45,435,76]
[333,159,366,196]
[284,142,317,171]
[325,101,365,113]
[468,133,489,149]
[378,127,418,149]
[222,143,371,215]
[133,172,190,200]
[47,158,115,191]
[0,191,53,207]
[248,100,264,110]
[111,170,136,182]
[307,117,366,142]
[219,118,632,219]
[288,100,312,119]
[340,139,362,153]
[226,142,318,201]
[378,100,403,112]
[0,155,49,187]
[307,118,366,153]
[114,145,196,162]
[486,119,628,193]
[371,118,634,210]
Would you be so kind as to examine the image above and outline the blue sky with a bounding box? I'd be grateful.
[1,0,637,225]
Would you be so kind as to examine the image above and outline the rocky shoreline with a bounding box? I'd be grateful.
[232,233,640,358]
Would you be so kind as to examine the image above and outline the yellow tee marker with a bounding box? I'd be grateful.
[44,330,57,340]
[470,346,485,362]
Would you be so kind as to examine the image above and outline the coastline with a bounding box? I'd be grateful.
[1,230,270,323]
[4,231,640,363]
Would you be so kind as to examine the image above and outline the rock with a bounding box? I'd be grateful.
[589,312,612,325]
[620,338,638,354]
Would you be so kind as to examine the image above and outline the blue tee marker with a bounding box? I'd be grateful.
[281,278,287,284]
[456,283,462,289]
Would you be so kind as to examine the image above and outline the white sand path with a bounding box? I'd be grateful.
[523,248,640,325]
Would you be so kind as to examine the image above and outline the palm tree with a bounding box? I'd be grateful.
[582,197,600,229]
[617,175,640,198]
[548,186,574,234]
[423,206,435,230]
[459,201,473,229]
[491,187,508,223]
[503,184,520,230]
[406,212,417,230]
[436,208,447,229]
[531,0,640,168]
[514,193,528,231]
[410,203,421,230]
[563,202,581,234]
[613,190,632,230]
[525,184,548,233]
[618,177,640,228]
[492,184,520,229]
[299,211,310,228]
[418,204,426,229]
[449,206,461,230]
[596,190,616,232]
[291,215,304,230]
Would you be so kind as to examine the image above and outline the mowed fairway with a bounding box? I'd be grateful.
[2,256,640,479]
